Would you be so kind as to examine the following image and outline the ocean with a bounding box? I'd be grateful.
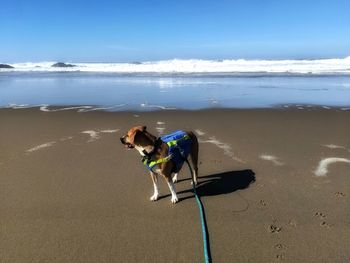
[1,59,350,111]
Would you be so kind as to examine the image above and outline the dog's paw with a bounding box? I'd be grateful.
[150,193,159,201]
[171,195,178,204]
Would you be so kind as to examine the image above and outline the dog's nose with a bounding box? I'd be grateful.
[120,136,126,144]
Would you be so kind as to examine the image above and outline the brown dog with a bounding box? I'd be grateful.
[120,126,199,204]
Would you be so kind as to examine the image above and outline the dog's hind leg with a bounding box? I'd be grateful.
[189,135,199,185]
[149,172,159,201]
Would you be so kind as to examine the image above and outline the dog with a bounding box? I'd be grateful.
[120,126,199,204]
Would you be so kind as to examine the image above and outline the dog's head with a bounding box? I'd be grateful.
[120,126,156,150]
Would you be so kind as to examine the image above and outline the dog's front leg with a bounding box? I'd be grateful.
[149,172,159,201]
[165,176,178,204]
[172,173,178,183]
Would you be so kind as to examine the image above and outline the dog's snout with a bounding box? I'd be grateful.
[120,136,126,144]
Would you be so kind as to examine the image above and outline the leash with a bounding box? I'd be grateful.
[185,159,212,263]
[141,131,211,262]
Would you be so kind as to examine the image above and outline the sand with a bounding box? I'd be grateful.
[1,107,350,262]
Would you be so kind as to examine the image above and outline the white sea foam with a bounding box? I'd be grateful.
[60,136,73,141]
[2,57,350,74]
[78,105,126,112]
[7,103,31,109]
[323,144,346,150]
[259,154,284,166]
[156,127,166,135]
[195,129,205,136]
[100,129,119,133]
[199,136,244,163]
[140,103,176,110]
[26,141,56,153]
[81,129,119,142]
[81,130,100,142]
[155,121,166,135]
[9,104,117,112]
[7,103,48,109]
[40,105,93,112]
[38,104,127,112]
[314,157,350,176]
[6,104,126,112]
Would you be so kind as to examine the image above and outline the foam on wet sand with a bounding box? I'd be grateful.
[26,141,56,153]
[314,157,350,176]
[259,154,284,166]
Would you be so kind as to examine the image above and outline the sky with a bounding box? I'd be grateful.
[0,0,350,62]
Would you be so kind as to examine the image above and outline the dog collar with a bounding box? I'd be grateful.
[142,137,161,157]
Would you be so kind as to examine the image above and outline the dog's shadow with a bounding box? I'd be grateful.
[161,169,256,202]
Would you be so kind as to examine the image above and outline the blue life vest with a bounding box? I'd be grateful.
[143,130,192,173]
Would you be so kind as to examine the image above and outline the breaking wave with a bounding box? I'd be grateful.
[2,57,350,74]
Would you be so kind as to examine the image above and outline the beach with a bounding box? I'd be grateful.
[1,107,350,262]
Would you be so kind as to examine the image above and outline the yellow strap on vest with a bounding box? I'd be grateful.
[143,154,173,168]
[144,134,190,169]
[166,134,190,147]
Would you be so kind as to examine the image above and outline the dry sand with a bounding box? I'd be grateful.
[1,107,350,262]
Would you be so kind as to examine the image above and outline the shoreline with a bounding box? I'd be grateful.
[2,103,350,113]
[2,73,349,111]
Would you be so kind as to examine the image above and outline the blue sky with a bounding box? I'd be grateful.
[1,0,349,62]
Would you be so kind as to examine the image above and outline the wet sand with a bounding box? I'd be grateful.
[1,107,350,262]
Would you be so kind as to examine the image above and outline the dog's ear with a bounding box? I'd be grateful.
[129,126,146,145]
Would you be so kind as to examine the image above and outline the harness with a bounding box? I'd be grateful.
[142,130,191,173]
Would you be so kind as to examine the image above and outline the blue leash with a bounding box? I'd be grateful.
[185,159,212,263]
[150,139,212,262]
